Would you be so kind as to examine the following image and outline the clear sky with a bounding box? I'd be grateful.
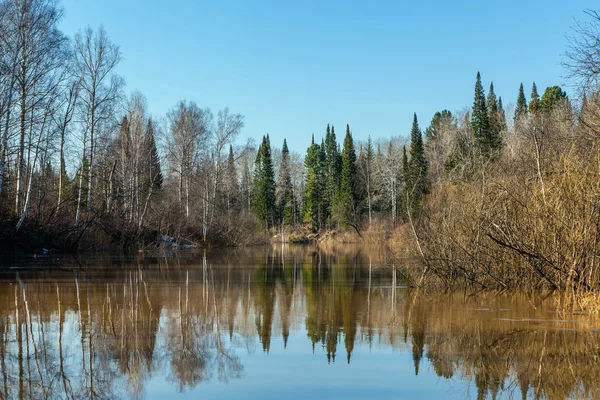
[59,0,597,152]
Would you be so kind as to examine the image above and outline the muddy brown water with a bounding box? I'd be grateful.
[0,244,598,399]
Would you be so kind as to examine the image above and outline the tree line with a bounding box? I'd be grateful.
[0,0,596,253]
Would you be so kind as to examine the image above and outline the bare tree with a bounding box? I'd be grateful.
[166,101,209,219]
[563,10,600,92]
[74,25,123,227]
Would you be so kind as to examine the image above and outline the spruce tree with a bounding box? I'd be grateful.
[515,83,528,121]
[252,135,276,227]
[486,82,502,151]
[145,118,163,192]
[406,114,428,213]
[539,86,567,112]
[497,96,507,131]
[324,124,340,226]
[471,72,491,155]
[277,139,295,226]
[225,144,238,213]
[336,124,357,227]
[529,82,540,114]
[303,135,324,230]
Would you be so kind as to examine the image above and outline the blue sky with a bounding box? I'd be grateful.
[60,0,596,152]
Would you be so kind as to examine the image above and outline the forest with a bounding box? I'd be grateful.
[2,1,600,296]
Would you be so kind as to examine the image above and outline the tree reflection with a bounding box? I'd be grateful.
[0,245,599,399]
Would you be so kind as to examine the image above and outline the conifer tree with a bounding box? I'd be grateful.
[405,114,428,213]
[486,82,502,151]
[144,118,162,191]
[539,86,567,112]
[515,83,528,121]
[471,72,492,155]
[324,124,340,226]
[252,135,276,227]
[303,135,324,230]
[336,124,357,227]
[225,144,238,214]
[277,139,295,225]
[497,96,507,131]
[529,82,540,114]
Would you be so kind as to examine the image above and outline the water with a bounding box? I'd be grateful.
[0,245,598,399]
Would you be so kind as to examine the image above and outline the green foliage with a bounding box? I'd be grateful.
[529,82,540,114]
[486,82,502,150]
[425,110,453,140]
[335,124,357,227]
[303,136,325,230]
[278,138,295,225]
[515,82,528,121]
[405,114,429,213]
[145,119,163,191]
[497,96,507,131]
[540,86,567,112]
[471,72,492,155]
[252,135,276,227]
[324,124,341,226]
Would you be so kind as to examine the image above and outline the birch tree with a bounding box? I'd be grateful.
[74,25,123,227]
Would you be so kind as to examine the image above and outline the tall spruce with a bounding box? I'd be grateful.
[406,114,428,212]
[145,119,163,191]
[336,124,357,227]
[252,135,276,227]
[515,83,528,121]
[303,135,324,230]
[486,82,502,151]
[471,72,491,155]
[497,96,507,131]
[529,82,540,114]
[324,124,340,226]
[277,139,294,225]
[225,144,238,215]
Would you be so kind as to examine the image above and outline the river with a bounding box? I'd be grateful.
[0,244,597,399]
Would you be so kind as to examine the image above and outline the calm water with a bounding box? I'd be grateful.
[0,245,598,400]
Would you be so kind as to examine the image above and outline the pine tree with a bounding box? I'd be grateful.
[252,135,276,227]
[529,82,540,114]
[515,83,528,121]
[405,114,428,213]
[277,139,295,225]
[336,124,357,227]
[471,72,491,155]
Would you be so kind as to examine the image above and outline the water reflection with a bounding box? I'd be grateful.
[0,244,598,399]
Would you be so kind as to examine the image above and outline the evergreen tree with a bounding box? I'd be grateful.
[336,124,357,227]
[471,72,492,155]
[539,86,567,112]
[303,135,324,230]
[401,145,409,219]
[425,110,453,140]
[145,119,163,191]
[486,82,502,151]
[497,96,507,131]
[405,114,429,213]
[529,82,540,114]
[252,135,276,227]
[324,124,340,226]
[277,139,295,225]
[515,83,528,121]
[225,144,238,213]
